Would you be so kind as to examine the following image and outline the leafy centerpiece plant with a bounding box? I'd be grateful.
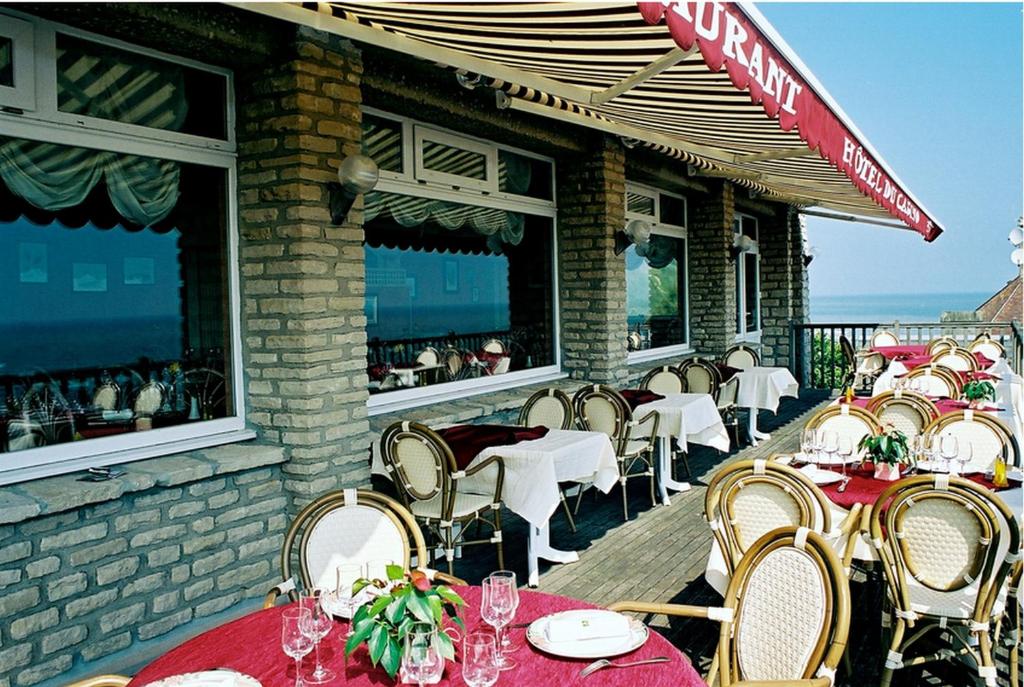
[859,426,911,481]
[344,565,464,681]
[962,380,996,408]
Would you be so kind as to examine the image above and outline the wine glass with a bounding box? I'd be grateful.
[462,632,500,687]
[821,430,838,467]
[401,622,444,687]
[837,435,853,479]
[281,607,315,687]
[299,590,335,684]
[487,570,519,653]
[365,559,392,582]
[481,575,517,670]
[940,434,959,474]
[956,441,973,475]
[812,429,826,466]
[800,428,816,463]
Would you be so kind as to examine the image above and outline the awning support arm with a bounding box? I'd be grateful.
[588,47,696,105]
[732,147,820,163]
[799,209,915,231]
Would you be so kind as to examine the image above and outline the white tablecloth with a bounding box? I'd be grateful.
[735,366,800,412]
[632,393,731,451]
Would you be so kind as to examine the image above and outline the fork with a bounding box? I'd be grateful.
[579,656,670,677]
[836,475,852,493]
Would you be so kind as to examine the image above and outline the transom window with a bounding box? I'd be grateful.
[624,183,689,361]
[734,212,761,338]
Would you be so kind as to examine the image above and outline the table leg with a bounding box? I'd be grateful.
[655,436,691,506]
[527,522,579,587]
[747,407,771,445]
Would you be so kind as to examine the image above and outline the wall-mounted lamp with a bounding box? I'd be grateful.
[328,153,379,226]
[730,233,756,260]
[614,219,652,256]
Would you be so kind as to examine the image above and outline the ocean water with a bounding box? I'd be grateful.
[810,292,992,324]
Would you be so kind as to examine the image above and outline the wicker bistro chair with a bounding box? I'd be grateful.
[379,421,504,575]
[263,488,464,607]
[932,347,979,373]
[922,411,1019,472]
[441,347,465,381]
[841,334,885,392]
[481,338,507,355]
[640,365,687,395]
[518,388,577,531]
[926,336,959,356]
[869,475,1022,687]
[803,404,883,451]
[723,344,760,371]
[970,334,1006,363]
[678,357,722,399]
[611,526,851,687]
[904,364,963,399]
[871,329,902,348]
[704,459,862,579]
[414,346,442,385]
[1002,560,1023,687]
[64,677,131,687]
[865,390,939,440]
[716,375,742,450]
[572,384,659,521]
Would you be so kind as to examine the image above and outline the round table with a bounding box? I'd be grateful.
[130,587,705,687]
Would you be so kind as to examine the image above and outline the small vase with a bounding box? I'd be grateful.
[873,462,900,481]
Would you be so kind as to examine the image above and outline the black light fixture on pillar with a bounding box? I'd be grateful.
[328,153,379,226]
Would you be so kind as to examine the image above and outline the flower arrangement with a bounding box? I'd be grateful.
[859,425,911,481]
[344,565,464,679]
[962,380,996,406]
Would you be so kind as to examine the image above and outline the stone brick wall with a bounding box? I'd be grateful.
[0,449,285,687]
[687,181,737,356]
[758,204,808,367]
[235,26,371,505]
[556,137,630,385]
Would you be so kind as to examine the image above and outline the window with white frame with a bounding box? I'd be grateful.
[360,111,559,409]
[0,12,241,483]
[624,183,689,358]
[734,212,761,337]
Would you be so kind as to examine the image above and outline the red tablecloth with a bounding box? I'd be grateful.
[844,397,1003,416]
[872,345,928,360]
[619,389,664,410]
[814,465,1019,510]
[438,425,549,469]
[129,587,704,687]
[896,352,996,373]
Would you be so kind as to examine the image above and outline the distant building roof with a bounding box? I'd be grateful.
[976,275,1023,322]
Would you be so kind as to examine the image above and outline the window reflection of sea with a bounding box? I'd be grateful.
[810,292,990,324]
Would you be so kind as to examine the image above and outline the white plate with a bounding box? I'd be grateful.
[797,465,844,485]
[143,671,261,687]
[526,610,648,659]
[793,453,857,466]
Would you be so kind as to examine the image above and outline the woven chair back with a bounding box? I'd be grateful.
[926,336,958,355]
[923,411,1018,471]
[932,347,978,373]
[867,392,938,439]
[870,330,901,348]
[380,421,456,501]
[415,346,441,367]
[441,348,464,380]
[519,388,573,430]
[481,338,506,355]
[839,335,857,370]
[723,526,849,685]
[904,365,962,398]
[678,358,721,397]
[281,489,424,593]
[572,385,630,443]
[93,382,119,411]
[717,376,739,409]
[723,345,760,371]
[133,382,165,416]
[969,335,1004,362]
[803,405,882,448]
[640,366,686,395]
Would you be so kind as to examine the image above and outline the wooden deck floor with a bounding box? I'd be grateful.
[435,390,1013,687]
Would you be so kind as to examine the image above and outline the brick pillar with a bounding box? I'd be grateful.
[759,205,807,367]
[556,137,629,385]
[688,181,736,356]
[236,27,370,506]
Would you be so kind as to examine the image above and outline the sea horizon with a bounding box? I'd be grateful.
[810,290,992,324]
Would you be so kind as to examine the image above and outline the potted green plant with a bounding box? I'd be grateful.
[344,565,464,681]
[859,426,911,481]
[962,380,996,408]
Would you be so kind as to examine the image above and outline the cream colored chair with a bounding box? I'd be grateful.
[723,344,760,371]
[573,384,659,520]
[481,338,506,355]
[866,390,939,440]
[132,381,165,416]
[716,375,742,450]
[841,334,884,391]
[263,488,465,607]
[932,347,979,373]
[639,365,687,395]
[904,365,963,399]
[803,404,882,451]
[871,329,901,348]
[441,347,465,381]
[611,526,850,687]
[926,336,959,356]
[970,334,1006,364]
[380,422,505,575]
[678,358,721,399]
[923,411,1018,471]
[414,346,442,384]
[870,475,1021,687]
[64,677,131,687]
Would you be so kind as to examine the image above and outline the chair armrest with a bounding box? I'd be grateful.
[608,600,727,622]
[263,578,296,609]
[732,680,831,687]
[837,503,863,537]
[461,454,504,478]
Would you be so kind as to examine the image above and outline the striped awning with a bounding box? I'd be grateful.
[236,1,943,240]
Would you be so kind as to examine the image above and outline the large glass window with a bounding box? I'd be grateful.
[624,184,688,354]
[734,213,760,336]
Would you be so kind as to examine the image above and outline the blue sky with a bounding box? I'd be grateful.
[757,2,1023,298]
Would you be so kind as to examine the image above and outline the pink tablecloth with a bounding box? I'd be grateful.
[130,587,704,687]
[844,396,1003,416]
[896,352,996,372]
[872,345,928,360]
[814,465,1019,510]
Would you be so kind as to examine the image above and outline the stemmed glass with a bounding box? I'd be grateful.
[487,570,519,654]
[956,441,973,475]
[800,429,816,463]
[299,590,335,684]
[821,430,838,467]
[481,575,517,670]
[462,632,500,687]
[281,607,315,687]
[837,435,853,479]
[940,434,959,474]
[922,432,939,469]
[401,622,444,687]
[812,429,826,466]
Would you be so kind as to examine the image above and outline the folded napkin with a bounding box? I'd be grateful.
[438,424,550,469]
[619,389,664,410]
[545,613,631,643]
